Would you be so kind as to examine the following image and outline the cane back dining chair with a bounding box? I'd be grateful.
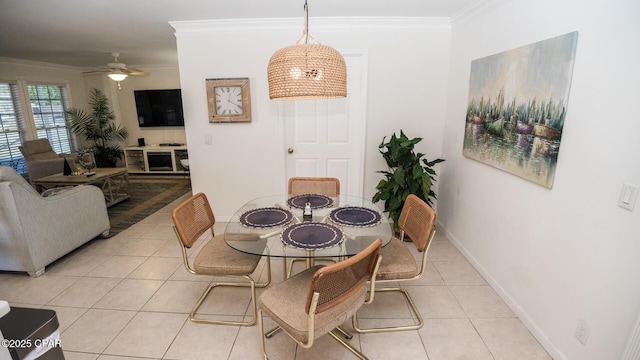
[172,192,271,326]
[288,176,340,197]
[285,176,341,278]
[352,194,436,333]
[258,239,382,360]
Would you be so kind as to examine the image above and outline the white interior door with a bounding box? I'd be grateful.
[283,51,367,196]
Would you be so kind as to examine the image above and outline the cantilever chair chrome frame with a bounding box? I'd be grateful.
[172,192,271,326]
[352,194,436,333]
[285,176,341,278]
[258,239,382,360]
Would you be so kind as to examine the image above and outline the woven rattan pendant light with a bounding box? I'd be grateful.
[267,0,347,100]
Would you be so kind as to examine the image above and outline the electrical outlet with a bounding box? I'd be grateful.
[575,319,591,345]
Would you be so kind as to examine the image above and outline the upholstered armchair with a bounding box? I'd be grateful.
[0,166,110,277]
[18,139,77,184]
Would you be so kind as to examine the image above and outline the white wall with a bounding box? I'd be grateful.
[172,18,450,219]
[440,0,640,359]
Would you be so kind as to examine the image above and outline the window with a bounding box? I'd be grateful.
[0,82,75,174]
[28,84,73,154]
[0,82,26,172]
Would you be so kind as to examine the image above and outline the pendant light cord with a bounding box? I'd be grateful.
[297,0,318,45]
[303,0,308,43]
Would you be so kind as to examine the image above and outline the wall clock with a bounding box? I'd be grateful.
[206,78,252,122]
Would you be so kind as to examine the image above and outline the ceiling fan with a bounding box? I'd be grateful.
[85,53,150,87]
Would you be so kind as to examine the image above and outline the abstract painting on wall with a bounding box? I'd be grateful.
[463,32,578,188]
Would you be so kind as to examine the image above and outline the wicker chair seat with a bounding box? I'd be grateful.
[259,265,367,344]
[194,234,261,276]
[376,237,418,281]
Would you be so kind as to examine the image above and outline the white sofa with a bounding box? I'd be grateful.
[0,166,111,277]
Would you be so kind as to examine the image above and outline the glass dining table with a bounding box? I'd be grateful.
[224,194,393,263]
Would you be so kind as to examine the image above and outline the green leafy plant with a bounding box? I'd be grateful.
[66,88,128,167]
[372,130,445,227]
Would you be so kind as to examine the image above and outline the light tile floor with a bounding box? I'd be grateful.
[0,194,552,360]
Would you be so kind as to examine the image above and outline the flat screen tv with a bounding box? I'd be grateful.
[134,89,184,127]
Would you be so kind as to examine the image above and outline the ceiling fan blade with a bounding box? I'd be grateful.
[82,69,109,75]
[125,68,150,76]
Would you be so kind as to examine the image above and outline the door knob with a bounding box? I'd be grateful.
[287,147,294,154]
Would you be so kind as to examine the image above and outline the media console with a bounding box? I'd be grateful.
[124,145,188,174]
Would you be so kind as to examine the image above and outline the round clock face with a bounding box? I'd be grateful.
[214,86,243,115]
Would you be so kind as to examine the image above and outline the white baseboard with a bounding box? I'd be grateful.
[438,221,567,360]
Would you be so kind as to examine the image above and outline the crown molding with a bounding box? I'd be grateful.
[451,0,511,28]
[0,56,81,72]
[170,16,451,34]
[0,56,174,73]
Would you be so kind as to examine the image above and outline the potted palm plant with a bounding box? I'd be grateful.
[372,130,445,227]
[66,88,128,167]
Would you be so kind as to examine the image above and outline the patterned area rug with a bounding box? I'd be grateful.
[106,175,191,236]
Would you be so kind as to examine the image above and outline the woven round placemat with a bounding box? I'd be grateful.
[287,194,333,209]
[239,207,294,228]
[329,206,382,227]
[281,222,344,250]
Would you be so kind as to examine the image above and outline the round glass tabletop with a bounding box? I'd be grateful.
[224,194,392,258]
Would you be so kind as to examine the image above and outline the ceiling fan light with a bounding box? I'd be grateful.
[108,72,128,82]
